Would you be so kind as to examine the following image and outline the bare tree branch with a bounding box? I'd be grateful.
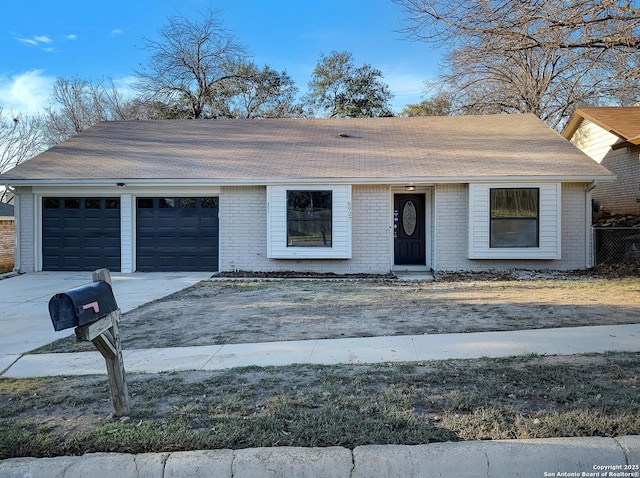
[0,109,47,174]
[395,0,640,51]
[135,10,248,119]
[397,0,640,128]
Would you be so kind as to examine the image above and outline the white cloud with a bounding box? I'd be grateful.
[15,35,56,52]
[112,75,137,99]
[16,37,38,46]
[66,34,78,41]
[0,70,54,115]
[111,29,123,36]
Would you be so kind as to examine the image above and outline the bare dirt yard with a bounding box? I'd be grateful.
[6,269,640,459]
[36,271,640,353]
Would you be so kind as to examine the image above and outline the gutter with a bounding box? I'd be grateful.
[1,174,617,188]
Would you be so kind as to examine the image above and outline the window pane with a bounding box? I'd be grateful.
[491,188,538,218]
[106,198,120,209]
[64,199,80,209]
[490,218,538,247]
[287,191,332,247]
[85,199,100,209]
[201,198,218,208]
[159,198,175,208]
[490,188,539,248]
[44,198,59,208]
[180,198,196,208]
[138,198,153,208]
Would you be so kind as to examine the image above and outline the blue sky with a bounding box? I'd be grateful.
[0,0,442,116]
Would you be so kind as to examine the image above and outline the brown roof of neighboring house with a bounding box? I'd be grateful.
[0,114,612,185]
[562,107,640,145]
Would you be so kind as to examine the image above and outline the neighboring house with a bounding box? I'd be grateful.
[0,202,15,273]
[0,115,613,274]
[562,107,640,215]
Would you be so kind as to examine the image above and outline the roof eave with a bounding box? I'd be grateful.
[565,108,636,144]
[2,174,616,188]
[561,113,584,140]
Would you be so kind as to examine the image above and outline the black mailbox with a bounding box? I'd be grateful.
[49,281,119,331]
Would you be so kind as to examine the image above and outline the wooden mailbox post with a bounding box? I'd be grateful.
[74,269,131,416]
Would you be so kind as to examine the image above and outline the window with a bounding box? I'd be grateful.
[137,198,153,209]
[287,191,332,247]
[159,198,175,208]
[267,185,351,259]
[490,188,539,248]
[201,198,218,208]
[467,183,561,260]
[180,198,196,209]
[106,198,120,209]
[85,199,101,209]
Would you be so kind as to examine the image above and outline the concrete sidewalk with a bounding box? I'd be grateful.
[2,323,639,378]
[0,271,211,365]
[1,436,639,477]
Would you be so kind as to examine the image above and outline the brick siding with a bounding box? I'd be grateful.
[0,219,15,273]
[434,183,589,271]
[219,185,392,274]
[592,145,640,215]
[13,182,592,274]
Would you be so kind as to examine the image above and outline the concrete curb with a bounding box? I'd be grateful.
[1,436,638,478]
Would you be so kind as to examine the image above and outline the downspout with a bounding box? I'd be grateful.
[585,182,597,268]
[432,185,438,272]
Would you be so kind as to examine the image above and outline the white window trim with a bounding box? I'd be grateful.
[267,185,352,259]
[468,183,561,260]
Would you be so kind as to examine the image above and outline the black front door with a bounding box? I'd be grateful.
[394,194,426,265]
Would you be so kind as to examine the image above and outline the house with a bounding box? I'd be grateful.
[0,115,613,274]
[0,202,15,273]
[562,107,640,216]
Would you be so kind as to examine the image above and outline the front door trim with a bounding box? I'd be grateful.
[390,187,432,271]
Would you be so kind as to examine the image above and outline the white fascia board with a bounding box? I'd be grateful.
[4,174,615,188]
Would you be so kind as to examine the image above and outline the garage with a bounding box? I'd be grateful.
[42,197,121,271]
[136,197,219,272]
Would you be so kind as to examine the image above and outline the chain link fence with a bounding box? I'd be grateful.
[593,227,640,265]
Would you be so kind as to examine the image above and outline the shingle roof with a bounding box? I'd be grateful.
[562,107,640,145]
[1,114,612,184]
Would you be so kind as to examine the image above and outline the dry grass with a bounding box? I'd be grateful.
[1,353,638,459]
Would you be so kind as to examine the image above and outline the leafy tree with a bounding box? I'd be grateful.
[305,51,394,118]
[223,62,300,118]
[395,0,640,127]
[401,94,452,116]
[135,10,248,119]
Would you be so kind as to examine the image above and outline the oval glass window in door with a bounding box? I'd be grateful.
[403,200,417,236]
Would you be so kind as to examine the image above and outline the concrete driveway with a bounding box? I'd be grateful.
[0,271,211,367]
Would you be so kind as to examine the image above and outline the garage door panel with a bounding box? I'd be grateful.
[136,197,218,272]
[42,197,121,271]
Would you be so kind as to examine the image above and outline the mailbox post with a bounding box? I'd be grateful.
[48,268,131,417]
